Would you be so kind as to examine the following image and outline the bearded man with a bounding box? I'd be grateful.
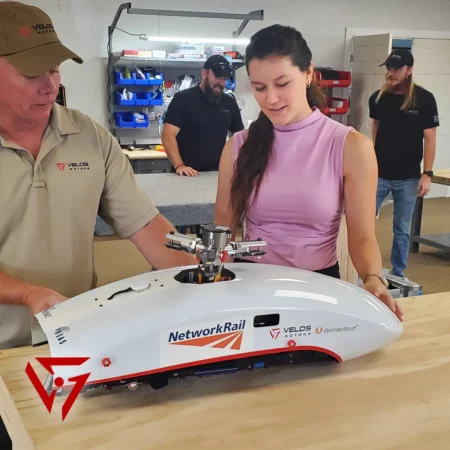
[162,55,244,176]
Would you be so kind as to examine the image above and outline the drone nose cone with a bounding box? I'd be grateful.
[390,316,404,339]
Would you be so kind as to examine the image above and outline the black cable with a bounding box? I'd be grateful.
[226,91,245,110]
[116,27,147,38]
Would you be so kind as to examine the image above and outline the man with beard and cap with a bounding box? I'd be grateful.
[162,55,244,176]
[369,49,439,279]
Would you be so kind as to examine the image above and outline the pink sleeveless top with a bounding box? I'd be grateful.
[233,108,353,271]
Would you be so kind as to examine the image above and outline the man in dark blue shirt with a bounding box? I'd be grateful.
[162,55,244,176]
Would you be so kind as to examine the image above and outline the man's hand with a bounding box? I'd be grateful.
[22,285,68,315]
[176,165,198,177]
[418,174,431,197]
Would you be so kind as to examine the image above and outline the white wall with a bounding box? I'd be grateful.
[14,0,450,127]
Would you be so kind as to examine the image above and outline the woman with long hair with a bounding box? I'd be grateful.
[214,24,403,321]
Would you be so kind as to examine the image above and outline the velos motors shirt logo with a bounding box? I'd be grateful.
[168,320,246,350]
[57,162,90,171]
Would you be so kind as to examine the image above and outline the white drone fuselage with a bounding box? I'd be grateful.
[34,262,402,391]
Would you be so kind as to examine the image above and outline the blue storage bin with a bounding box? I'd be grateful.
[149,91,164,106]
[134,112,149,128]
[115,91,135,106]
[135,92,150,106]
[148,72,164,85]
[133,72,148,85]
[114,112,135,128]
[114,71,134,85]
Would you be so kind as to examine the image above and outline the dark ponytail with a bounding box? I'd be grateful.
[230,25,326,230]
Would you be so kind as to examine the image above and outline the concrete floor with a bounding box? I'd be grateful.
[375,197,450,294]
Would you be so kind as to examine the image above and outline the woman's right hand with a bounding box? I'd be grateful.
[176,165,198,176]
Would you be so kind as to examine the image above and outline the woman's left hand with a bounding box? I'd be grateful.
[362,277,404,322]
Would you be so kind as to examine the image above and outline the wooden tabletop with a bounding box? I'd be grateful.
[1,292,450,450]
[432,169,450,185]
[122,149,168,160]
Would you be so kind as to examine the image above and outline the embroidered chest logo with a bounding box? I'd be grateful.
[56,162,90,171]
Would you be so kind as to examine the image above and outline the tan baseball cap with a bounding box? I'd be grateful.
[0,1,83,77]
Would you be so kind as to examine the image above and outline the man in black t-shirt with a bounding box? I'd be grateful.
[162,55,244,176]
[369,49,439,278]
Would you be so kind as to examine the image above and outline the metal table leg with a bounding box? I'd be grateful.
[408,177,450,254]
[409,196,423,254]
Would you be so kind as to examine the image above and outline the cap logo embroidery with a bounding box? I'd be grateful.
[19,27,31,38]
[32,23,55,35]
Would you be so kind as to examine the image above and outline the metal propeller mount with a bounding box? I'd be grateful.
[165,224,267,283]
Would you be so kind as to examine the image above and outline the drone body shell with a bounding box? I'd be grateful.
[34,263,402,391]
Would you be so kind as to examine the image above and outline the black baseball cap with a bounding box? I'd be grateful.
[203,55,232,77]
[380,49,414,70]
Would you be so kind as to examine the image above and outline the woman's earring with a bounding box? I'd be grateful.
[306,79,311,88]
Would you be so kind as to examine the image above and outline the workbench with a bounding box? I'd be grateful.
[95,171,219,235]
[1,292,449,450]
[410,169,450,253]
[135,171,218,226]
[122,149,171,174]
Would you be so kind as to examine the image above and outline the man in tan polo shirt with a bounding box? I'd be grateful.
[0,2,197,353]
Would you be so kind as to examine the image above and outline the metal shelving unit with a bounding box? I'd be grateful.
[106,3,264,146]
[111,54,246,69]
[314,69,352,116]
